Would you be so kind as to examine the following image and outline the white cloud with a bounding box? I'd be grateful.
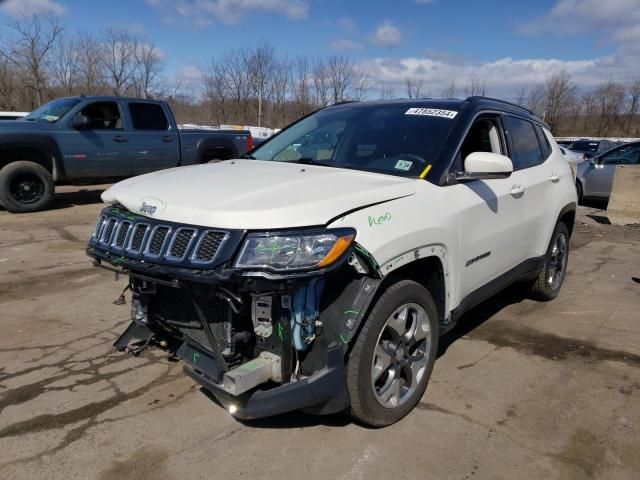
[146,0,308,25]
[518,0,640,41]
[369,21,401,47]
[0,0,66,17]
[359,51,640,100]
[330,38,362,51]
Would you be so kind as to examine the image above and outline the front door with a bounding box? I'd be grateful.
[584,144,640,197]
[61,101,131,179]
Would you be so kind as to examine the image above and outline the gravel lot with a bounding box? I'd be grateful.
[1,186,639,480]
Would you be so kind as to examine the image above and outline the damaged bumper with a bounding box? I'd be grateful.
[89,206,381,419]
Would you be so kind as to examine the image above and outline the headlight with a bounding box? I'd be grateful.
[234,229,355,271]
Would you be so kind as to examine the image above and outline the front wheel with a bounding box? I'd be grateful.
[527,222,570,301]
[0,161,54,213]
[346,280,439,427]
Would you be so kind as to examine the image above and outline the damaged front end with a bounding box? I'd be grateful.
[87,206,381,419]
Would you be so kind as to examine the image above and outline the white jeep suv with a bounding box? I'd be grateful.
[88,97,577,427]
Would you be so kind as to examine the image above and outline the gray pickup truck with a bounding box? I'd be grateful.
[0,96,253,212]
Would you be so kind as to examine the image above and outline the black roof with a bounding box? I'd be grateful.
[326,96,547,128]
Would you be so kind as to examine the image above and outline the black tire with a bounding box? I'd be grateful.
[0,161,55,213]
[527,222,570,301]
[576,181,583,203]
[347,280,439,427]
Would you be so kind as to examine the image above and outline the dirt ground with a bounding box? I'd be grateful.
[1,186,639,480]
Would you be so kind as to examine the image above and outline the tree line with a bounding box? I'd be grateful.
[0,15,638,136]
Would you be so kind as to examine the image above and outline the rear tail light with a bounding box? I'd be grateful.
[246,135,253,152]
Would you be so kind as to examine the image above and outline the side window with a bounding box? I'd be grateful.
[77,102,122,130]
[505,116,544,169]
[534,125,552,159]
[454,117,504,171]
[601,145,640,165]
[128,103,169,131]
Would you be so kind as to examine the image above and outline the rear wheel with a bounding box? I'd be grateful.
[527,222,570,301]
[347,280,439,427]
[0,161,54,213]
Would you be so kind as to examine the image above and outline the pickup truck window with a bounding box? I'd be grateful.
[76,101,123,130]
[23,98,80,123]
[128,103,169,131]
[251,104,456,178]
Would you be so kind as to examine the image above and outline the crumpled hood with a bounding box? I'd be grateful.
[102,160,416,229]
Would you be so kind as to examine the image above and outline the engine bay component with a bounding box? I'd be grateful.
[251,295,273,338]
[222,351,282,396]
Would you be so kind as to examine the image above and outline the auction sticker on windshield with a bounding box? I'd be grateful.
[405,108,458,119]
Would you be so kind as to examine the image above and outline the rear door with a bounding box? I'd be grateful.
[60,100,131,178]
[125,102,180,175]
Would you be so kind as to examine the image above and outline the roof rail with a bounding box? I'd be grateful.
[332,100,359,106]
[465,96,535,116]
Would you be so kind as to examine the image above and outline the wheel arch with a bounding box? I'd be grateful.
[557,202,576,238]
[0,136,66,182]
[195,137,238,163]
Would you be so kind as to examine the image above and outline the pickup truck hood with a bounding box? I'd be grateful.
[102,160,416,229]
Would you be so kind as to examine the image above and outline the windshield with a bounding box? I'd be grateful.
[250,104,458,178]
[23,98,80,123]
[568,141,599,153]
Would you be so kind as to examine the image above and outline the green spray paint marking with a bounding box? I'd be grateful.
[339,334,349,344]
[192,351,201,363]
[344,310,360,316]
[277,322,284,341]
[368,212,391,227]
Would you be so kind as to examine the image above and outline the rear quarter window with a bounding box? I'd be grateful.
[505,116,544,169]
[128,103,169,131]
[534,125,552,159]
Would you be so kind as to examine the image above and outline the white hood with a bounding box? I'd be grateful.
[102,160,416,229]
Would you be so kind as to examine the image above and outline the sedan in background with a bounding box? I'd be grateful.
[576,142,640,201]
[568,139,618,160]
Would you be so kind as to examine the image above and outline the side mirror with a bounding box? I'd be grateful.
[71,114,90,129]
[589,157,598,166]
[456,152,513,181]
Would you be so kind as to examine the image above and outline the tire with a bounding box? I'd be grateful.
[0,161,55,213]
[347,280,439,427]
[527,222,570,301]
[575,181,583,203]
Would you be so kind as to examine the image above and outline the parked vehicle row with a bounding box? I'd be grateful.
[87,96,576,426]
[0,96,253,213]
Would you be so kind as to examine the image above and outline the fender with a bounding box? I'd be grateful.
[194,136,239,163]
[0,133,67,182]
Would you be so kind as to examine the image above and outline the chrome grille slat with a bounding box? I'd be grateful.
[113,221,131,249]
[128,224,149,253]
[146,226,170,257]
[167,228,196,260]
[192,230,227,264]
[100,218,117,244]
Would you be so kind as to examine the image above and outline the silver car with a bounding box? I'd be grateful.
[576,142,640,201]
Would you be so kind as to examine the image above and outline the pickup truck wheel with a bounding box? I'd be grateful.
[0,161,54,213]
[527,222,570,301]
[347,280,438,427]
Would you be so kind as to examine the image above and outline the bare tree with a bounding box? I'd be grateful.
[592,80,625,136]
[405,76,424,99]
[463,76,487,97]
[441,78,457,98]
[0,15,63,107]
[312,58,330,107]
[542,70,576,132]
[292,55,313,115]
[379,84,394,100]
[102,28,137,96]
[246,43,275,126]
[327,55,355,103]
[50,32,80,96]
[625,78,640,136]
[76,33,105,95]
[133,40,164,98]
[352,66,370,101]
[0,57,21,110]
[515,86,528,106]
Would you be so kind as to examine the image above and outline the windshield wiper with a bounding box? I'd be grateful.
[240,154,256,159]
[293,158,335,167]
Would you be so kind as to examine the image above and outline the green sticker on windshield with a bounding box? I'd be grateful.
[395,159,413,171]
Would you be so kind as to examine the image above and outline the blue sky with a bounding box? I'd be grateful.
[1,0,639,97]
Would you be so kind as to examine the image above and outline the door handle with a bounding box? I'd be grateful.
[550,174,560,183]
[112,135,128,143]
[161,135,174,143]
[510,184,525,197]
